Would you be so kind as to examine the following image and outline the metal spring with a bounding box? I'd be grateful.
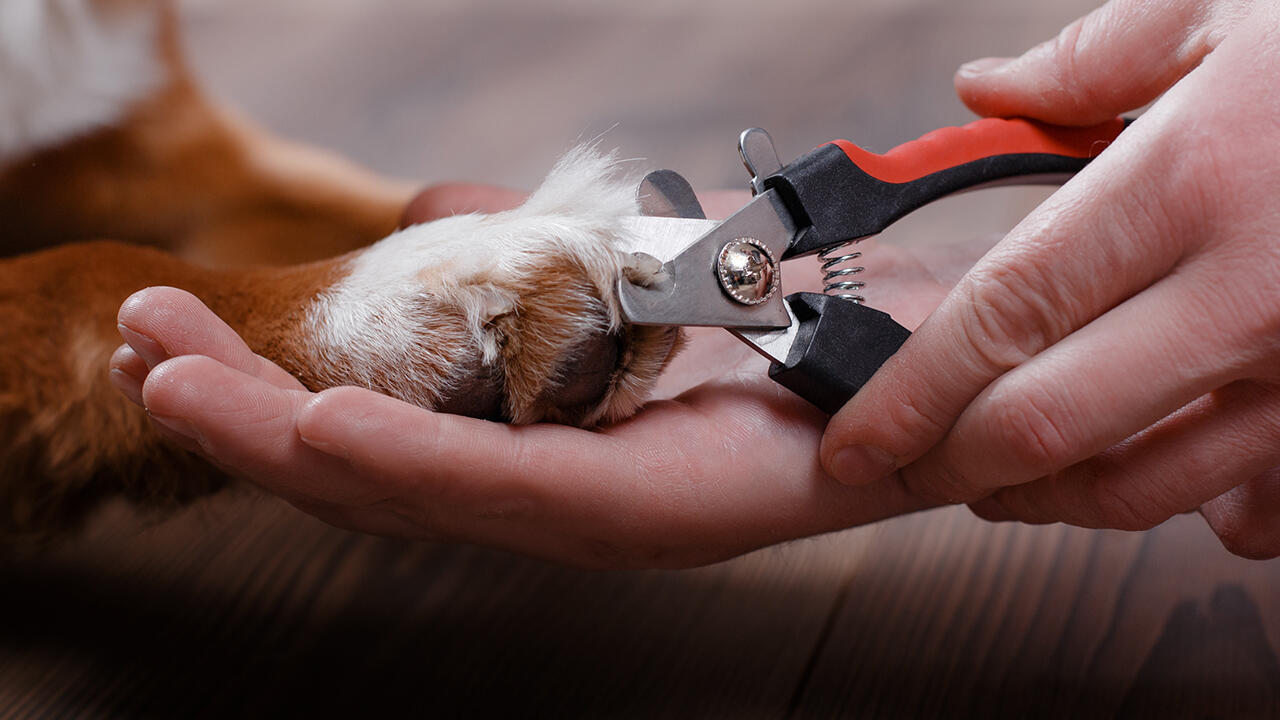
[819,241,866,303]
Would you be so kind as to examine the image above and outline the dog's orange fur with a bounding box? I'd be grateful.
[0,1,677,541]
[0,2,425,541]
[0,243,329,540]
[0,6,413,266]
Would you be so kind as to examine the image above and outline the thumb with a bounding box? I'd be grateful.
[955,0,1233,125]
[400,183,527,227]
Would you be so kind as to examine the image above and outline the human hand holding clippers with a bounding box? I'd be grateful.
[818,0,1280,558]
[111,189,950,570]
[618,116,1125,412]
[111,0,1280,564]
[110,76,1140,567]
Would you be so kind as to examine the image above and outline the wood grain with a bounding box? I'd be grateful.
[4,0,1279,717]
[3,500,1278,717]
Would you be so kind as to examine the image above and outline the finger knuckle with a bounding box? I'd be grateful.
[1090,479,1165,531]
[958,263,1061,374]
[900,463,979,504]
[1046,17,1107,113]
[1213,518,1280,560]
[880,375,953,448]
[985,389,1077,474]
[1218,535,1280,561]
[988,484,1053,524]
[1186,253,1280,379]
[1153,144,1224,234]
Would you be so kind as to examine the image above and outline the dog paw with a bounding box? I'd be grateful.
[298,147,681,426]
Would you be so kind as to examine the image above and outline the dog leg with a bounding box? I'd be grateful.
[300,147,682,426]
[0,147,679,541]
[0,0,414,265]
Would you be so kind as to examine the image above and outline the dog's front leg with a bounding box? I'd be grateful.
[1,149,682,541]
[1,241,241,541]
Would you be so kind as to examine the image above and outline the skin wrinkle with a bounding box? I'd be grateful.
[982,383,1079,486]
[842,349,949,462]
[1099,456,1210,529]
[1156,257,1261,383]
[937,136,1161,385]
[929,269,1245,498]
[1084,1,1190,111]
[992,378,1280,530]
[825,0,1280,561]
[1049,16,1099,116]
[958,259,1060,373]
[895,117,1210,494]
[1204,468,1280,559]
[1086,471,1163,529]
[621,406,731,527]
[1123,386,1276,518]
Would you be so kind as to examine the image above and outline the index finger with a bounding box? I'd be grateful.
[818,109,1198,500]
[954,0,1230,125]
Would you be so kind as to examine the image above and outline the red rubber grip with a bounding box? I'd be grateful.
[829,117,1126,184]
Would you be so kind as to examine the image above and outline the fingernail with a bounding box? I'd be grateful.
[109,367,145,407]
[298,432,352,463]
[117,324,168,369]
[828,445,898,485]
[147,416,204,456]
[147,412,199,441]
[957,56,1013,78]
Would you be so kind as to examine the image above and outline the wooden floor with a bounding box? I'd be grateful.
[4,1,1280,717]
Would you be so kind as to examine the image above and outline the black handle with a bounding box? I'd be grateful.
[768,292,911,414]
[765,117,1128,258]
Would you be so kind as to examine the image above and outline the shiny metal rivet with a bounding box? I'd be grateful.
[716,238,779,305]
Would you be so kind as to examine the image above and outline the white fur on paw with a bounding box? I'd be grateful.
[306,145,675,423]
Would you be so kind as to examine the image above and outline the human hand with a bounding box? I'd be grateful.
[819,0,1280,558]
[109,186,970,569]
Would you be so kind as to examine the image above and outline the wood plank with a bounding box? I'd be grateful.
[7,501,1276,717]
[792,512,1280,718]
[0,497,888,717]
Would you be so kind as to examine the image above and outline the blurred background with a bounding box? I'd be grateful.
[6,2,1280,718]
[181,0,1097,190]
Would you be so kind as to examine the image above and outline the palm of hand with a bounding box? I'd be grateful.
[118,205,988,568]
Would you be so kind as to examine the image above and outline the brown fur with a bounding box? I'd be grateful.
[0,1,679,542]
[0,240,362,539]
[0,2,411,540]
[0,4,413,266]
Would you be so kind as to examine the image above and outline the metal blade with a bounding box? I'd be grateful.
[730,301,801,364]
[636,169,706,219]
[618,216,717,263]
[617,189,795,329]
